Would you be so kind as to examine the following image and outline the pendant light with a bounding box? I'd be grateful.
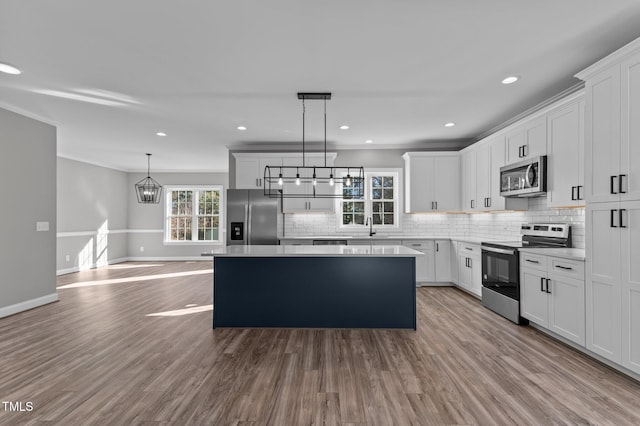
[263,92,365,198]
[134,153,163,203]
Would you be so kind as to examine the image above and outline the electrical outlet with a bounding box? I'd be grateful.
[139,246,145,252]
[65,255,70,262]
[36,221,49,231]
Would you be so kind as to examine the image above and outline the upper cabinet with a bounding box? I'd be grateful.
[546,94,585,207]
[403,152,460,212]
[506,115,547,163]
[461,137,526,212]
[578,47,640,203]
[233,152,337,213]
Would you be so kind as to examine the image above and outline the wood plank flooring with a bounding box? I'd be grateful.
[1,261,639,425]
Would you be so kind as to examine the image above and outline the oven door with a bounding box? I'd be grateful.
[481,246,519,300]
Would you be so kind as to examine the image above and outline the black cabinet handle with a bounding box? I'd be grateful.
[611,176,618,194]
[555,265,573,270]
[540,277,545,292]
[435,201,438,210]
[578,185,583,200]
[465,247,473,251]
[546,278,551,294]
[620,209,627,228]
[436,243,439,252]
[526,259,539,264]
[487,197,491,207]
[571,186,577,200]
[619,174,627,193]
[468,258,472,268]
[611,209,618,228]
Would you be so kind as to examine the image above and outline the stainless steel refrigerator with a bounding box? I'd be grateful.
[226,189,278,245]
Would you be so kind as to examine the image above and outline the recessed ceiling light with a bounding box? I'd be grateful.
[237,126,247,131]
[0,62,21,75]
[156,132,167,137]
[502,76,519,85]
[444,122,455,128]
[365,139,373,144]
[339,125,350,130]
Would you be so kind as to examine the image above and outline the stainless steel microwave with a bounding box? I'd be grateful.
[499,155,547,197]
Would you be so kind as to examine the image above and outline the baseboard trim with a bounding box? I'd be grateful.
[56,257,130,276]
[126,256,210,262]
[0,293,59,319]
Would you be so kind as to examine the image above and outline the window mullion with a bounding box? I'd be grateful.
[192,190,199,241]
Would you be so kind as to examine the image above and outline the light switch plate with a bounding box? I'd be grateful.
[36,221,49,232]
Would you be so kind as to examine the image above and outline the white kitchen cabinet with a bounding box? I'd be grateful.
[505,115,547,163]
[580,48,640,203]
[461,149,477,211]
[281,154,336,213]
[520,252,585,346]
[546,95,585,207]
[585,201,640,373]
[403,240,435,283]
[234,154,281,189]
[461,138,527,212]
[434,240,452,282]
[403,152,460,212]
[456,242,481,297]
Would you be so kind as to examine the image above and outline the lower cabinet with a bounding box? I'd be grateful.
[455,242,481,297]
[520,252,585,346]
[401,239,452,285]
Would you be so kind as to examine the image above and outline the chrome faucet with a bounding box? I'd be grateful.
[366,216,377,237]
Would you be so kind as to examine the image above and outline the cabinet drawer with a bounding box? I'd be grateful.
[458,242,480,254]
[402,240,434,250]
[549,257,585,280]
[520,252,548,271]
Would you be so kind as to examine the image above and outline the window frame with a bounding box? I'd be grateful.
[164,185,224,245]
[337,169,401,230]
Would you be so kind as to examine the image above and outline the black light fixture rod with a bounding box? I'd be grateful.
[324,97,327,167]
[302,98,306,167]
[146,153,152,177]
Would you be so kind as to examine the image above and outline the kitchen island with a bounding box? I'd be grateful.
[205,245,422,329]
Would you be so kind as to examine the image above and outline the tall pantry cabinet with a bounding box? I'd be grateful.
[577,39,640,375]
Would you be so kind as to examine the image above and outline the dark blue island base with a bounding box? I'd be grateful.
[213,256,416,329]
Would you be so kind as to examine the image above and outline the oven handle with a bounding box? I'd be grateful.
[482,246,516,256]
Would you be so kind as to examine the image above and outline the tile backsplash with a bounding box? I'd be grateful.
[282,196,585,248]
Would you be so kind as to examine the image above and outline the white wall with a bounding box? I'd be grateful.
[57,157,129,274]
[0,107,57,318]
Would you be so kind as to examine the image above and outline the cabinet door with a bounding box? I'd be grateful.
[505,127,525,163]
[281,157,310,212]
[584,66,622,203]
[416,248,435,283]
[469,254,482,297]
[586,202,622,362]
[306,156,335,212]
[521,268,549,326]
[435,240,451,282]
[462,150,477,211]
[548,274,585,346]
[475,144,491,211]
[523,116,547,158]
[547,99,584,207]
[620,201,640,374]
[433,156,460,211]
[621,52,640,202]
[457,253,472,291]
[405,156,434,212]
[235,157,260,189]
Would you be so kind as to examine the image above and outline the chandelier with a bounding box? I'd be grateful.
[134,153,163,203]
[263,92,365,199]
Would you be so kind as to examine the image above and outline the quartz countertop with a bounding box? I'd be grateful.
[202,245,424,257]
[518,247,586,261]
[280,235,458,241]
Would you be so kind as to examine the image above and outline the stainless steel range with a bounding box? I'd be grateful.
[481,223,571,324]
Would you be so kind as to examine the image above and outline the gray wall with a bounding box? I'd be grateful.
[127,172,228,258]
[0,107,57,316]
[56,157,129,273]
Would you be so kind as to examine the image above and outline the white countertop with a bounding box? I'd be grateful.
[202,245,425,257]
[280,235,457,241]
[519,247,586,261]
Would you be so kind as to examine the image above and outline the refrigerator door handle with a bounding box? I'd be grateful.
[247,204,253,244]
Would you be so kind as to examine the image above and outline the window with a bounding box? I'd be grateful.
[165,186,223,244]
[339,170,400,228]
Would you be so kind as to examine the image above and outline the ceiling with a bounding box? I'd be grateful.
[2,1,640,172]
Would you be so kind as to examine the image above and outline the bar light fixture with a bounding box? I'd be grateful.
[263,92,365,199]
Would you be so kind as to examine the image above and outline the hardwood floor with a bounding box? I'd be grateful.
[1,261,639,425]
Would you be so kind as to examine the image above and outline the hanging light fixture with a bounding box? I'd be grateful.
[264,92,365,198]
[134,153,163,203]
